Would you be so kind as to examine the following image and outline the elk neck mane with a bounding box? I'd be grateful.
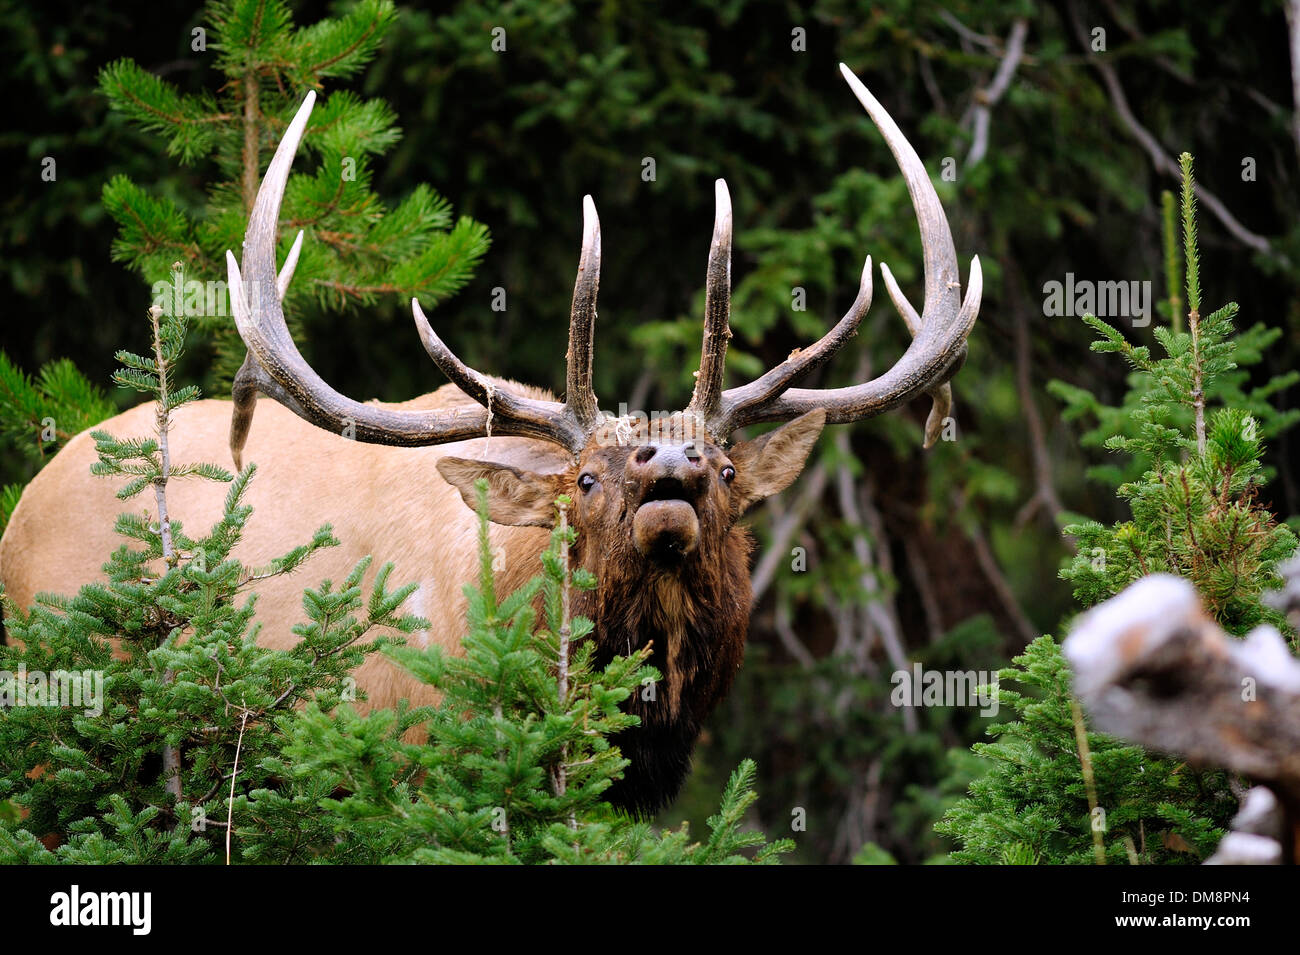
[572,511,754,813]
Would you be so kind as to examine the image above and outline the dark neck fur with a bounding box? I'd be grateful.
[577,527,754,815]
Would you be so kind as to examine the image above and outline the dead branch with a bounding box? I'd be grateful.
[1007,272,1070,537]
[1287,0,1300,168]
[750,460,829,605]
[833,435,912,679]
[966,18,1029,167]
[1065,0,1277,259]
[952,487,1040,645]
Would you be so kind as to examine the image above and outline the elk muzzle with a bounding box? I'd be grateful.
[628,443,707,562]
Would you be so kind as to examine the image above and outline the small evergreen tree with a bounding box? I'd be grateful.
[938,154,1298,864]
[1052,156,1297,633]
[97,0,489,386]
[936,636,1236,864]
[0,281,420,862]
[255,482,794,864]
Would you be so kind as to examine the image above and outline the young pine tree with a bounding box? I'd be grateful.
[0,279,422,862]
[254,482,795,864]
[97,0,489,386]
[937,154,1298,865]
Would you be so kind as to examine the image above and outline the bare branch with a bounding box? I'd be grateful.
[966,18,1029,167]
[1287,0,1300,168]
[1066,0,1276,259]
[750,461,829,605]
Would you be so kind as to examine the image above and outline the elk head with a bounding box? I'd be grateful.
[226,63,982,812]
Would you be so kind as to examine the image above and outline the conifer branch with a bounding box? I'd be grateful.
[150,283,184,801]
[149,302,177,568]
[1180,153,1206,455]
[1161,190,1182,335]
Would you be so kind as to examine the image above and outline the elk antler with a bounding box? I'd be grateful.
[227,91,602,466]
[689,63,982,445]
[230,66,980,465]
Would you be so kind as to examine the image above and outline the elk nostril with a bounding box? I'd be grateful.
[634,446,657,464]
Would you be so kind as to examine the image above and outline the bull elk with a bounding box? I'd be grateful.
[0,64,980,814]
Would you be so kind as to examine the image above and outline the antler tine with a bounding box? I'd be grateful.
[564,195,602,431]
[276,228,304,301]
[411,191,607,451]
[712,64,982,440]
[687,179,733,432]
[411,300,588,450]
[880,261,962,449]
[229,91,590,462]
[231,229,306,469]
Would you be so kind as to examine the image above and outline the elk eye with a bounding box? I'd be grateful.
[578,473,597,493]
[720,465,736,483]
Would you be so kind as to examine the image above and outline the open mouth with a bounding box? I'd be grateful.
[632,479,700,561]
[639,476,691,508]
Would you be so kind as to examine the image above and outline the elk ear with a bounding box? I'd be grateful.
[727,408,826,514]
[436,457,565,528]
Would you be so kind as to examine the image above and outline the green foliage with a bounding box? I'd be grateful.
[0,352,115,529]
[260,483,792,864]
[1056,156,1297,633]
[940,156,1296,864]
[97,0,488,386]
[90,270,233,502]
[936,637,1234,865]
[0,303,411,863]
[1048,162,1299,496]
[1,303,788,864]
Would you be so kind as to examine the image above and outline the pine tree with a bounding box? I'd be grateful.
[0,281,420,862]
[936,636,1236,864]
[253,481,795,864]
[97,0,489,386]
[938,154,1298,864]
[1054,154,1297,633]
[0,354,116,529]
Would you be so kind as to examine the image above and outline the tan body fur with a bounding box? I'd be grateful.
[0,382,565,713]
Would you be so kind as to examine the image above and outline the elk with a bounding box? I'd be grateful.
[0,64,980,814]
